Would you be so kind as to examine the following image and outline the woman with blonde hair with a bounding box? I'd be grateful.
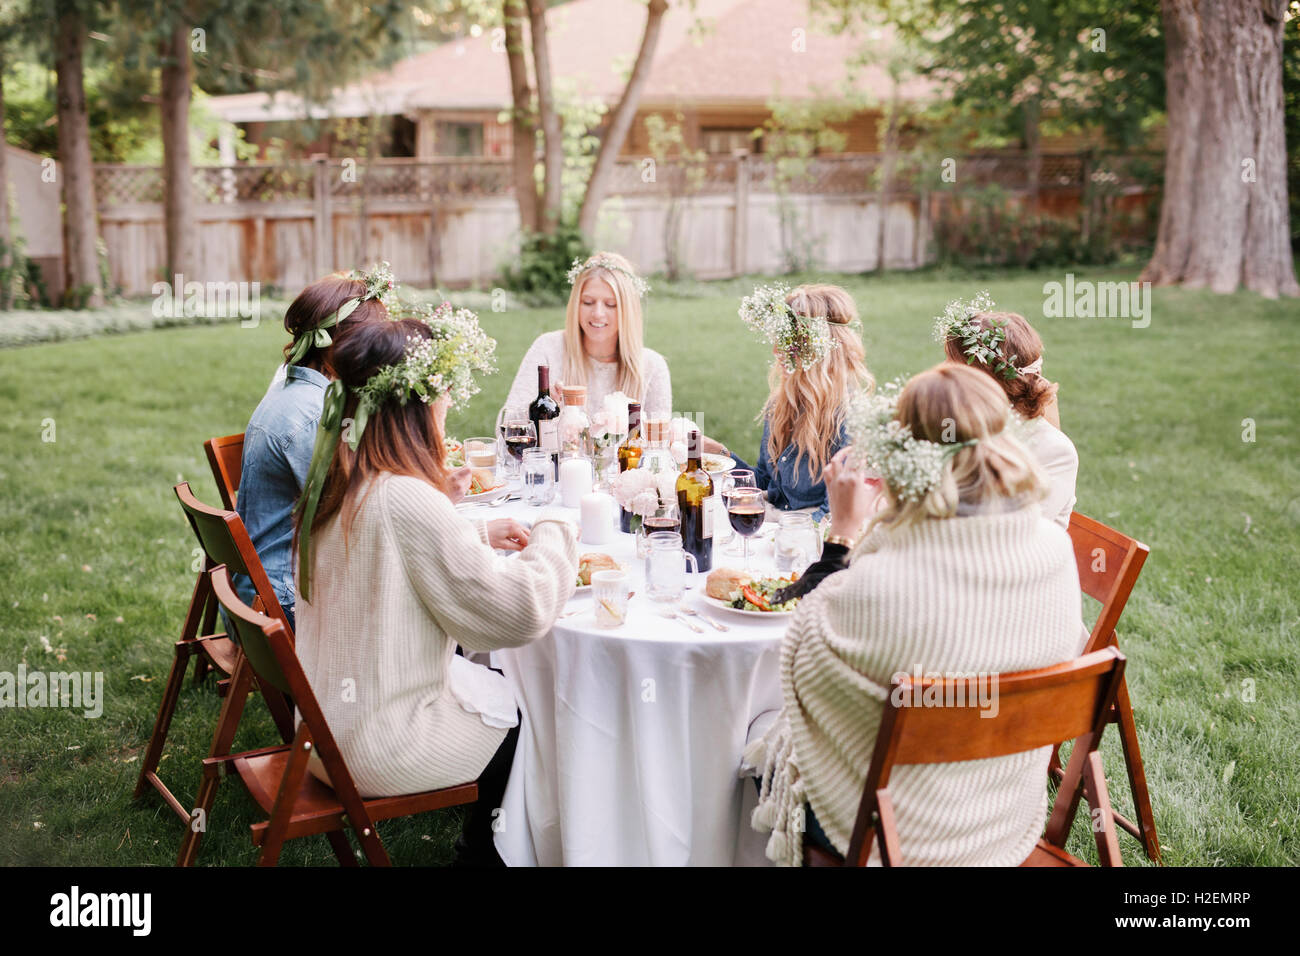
[705,283,872,522]
[504,251,672,421]
[746,362,1082,866]
[936,295,1078,528]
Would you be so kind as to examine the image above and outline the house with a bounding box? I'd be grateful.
[205,0,933,161]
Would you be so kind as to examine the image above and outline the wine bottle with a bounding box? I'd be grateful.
[617,402,645,473]
[676,427,714,573]
[529,364,560,476]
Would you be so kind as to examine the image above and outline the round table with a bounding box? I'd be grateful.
[459,489,790,866]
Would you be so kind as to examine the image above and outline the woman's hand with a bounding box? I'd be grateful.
[823,447,881,540]
[700,435,729,456]
[446,465,473,503]
[487,518,530,552]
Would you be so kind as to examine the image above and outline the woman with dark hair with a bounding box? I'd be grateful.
[292,314,578,867]
[233,269,398,630]
[939,302,1078,529]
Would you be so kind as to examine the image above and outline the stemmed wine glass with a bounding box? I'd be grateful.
[721,469,757,555]
[724,487,766,569]
[501,419,537,480]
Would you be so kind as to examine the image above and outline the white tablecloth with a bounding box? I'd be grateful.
[461,492,788,866]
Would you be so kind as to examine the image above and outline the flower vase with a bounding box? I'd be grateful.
[620,508,640,536]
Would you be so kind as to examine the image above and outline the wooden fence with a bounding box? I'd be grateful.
[94,153,1157,294]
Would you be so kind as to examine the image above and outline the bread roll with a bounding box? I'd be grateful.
[706,568,752,602]
[577,552,619,586]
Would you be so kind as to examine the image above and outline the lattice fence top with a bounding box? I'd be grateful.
[93,152,1157,208]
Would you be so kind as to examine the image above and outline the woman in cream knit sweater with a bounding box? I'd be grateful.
[293,317,578,864]
[747,363,1083,866]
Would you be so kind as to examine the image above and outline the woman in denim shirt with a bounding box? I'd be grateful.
[233,275,394,630]
[705,285,873,523]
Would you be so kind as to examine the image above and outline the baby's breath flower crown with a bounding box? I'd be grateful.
[567,254,651,299]
[845,378,977,504]
[739,282,840,373]
[931,291,1022,381]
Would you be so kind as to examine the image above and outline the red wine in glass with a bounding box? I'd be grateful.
[643,514,681,536]
[505,434,536,462]
[724,488,765,568]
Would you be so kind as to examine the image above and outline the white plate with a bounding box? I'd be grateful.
[457,484,510,507]
[698,593,796,620]
[703,454,738,476]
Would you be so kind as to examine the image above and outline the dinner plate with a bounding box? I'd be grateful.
[457,484,510,506]
[703,454,737,476]
[698,593,796,619]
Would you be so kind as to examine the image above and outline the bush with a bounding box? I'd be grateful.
[499,226,590,305]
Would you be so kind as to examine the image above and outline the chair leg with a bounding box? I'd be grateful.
[1113,677,1162,864]
[192,586,220,687]
[134,641,195,802]
[1084,750,1123,866]
[326,829,360,867]
[1044,731,1095,849]
[258,726,316,867]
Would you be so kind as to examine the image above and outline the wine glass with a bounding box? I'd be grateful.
[501,418,537,480]
[724,487,766,569]
[721,469,757,555]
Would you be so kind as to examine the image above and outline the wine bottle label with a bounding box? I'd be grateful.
[538,419,559,454]
[703,496,714,539]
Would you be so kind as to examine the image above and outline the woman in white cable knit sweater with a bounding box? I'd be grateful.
[293,318,578,865]
[747,363,1082,866]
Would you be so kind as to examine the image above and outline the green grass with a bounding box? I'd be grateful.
[1,265,1296,866]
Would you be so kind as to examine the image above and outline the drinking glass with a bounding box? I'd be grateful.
[501,418,537,480]
[645,531,698,603]
[592,569,630,627]
[635,501,681,558]
[724,487,766,569]
[721,469,757,555]
[522,448,555,506]
[774,512,821,575]
[464,437,498,489]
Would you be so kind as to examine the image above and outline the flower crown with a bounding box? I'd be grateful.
[287,260,400,365]
[739,282,841,373]
[566,255,651,299]
[845,379,978,504]
[931,291,1022,381]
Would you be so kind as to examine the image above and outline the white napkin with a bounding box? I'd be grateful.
[446,654,519,730]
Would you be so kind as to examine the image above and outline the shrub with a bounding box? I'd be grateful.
[499,226,590,305]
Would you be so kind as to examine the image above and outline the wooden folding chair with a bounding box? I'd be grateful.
[181,565,480,866]
[204,433,244,510]
[805,647,1128,868]
[1053,511,1160,863]
[134,482,296,829]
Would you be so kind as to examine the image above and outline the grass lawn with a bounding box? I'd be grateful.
[1,264,1296,866]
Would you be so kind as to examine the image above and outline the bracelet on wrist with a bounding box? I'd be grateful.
[824,533,857,550]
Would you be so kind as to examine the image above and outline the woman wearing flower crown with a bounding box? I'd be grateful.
[503,251,672,421]
[704,283,873,522]
[292,316,579,867]
[937,300,1077,529]
[232,269,397,632]
[745,363,1082,866]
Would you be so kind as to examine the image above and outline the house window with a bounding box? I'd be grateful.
[701,128,760,155]
[435,121,484,157]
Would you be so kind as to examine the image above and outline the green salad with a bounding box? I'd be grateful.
[728,574,800,612]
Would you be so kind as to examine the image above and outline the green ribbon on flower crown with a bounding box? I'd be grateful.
[286,297,362,366]
[294,379,350,603]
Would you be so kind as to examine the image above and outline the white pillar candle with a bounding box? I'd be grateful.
[580,492,615,544]
[558,456,593,508]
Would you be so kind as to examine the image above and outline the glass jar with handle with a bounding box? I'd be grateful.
[774,512,822,575]
[644,531,698,603]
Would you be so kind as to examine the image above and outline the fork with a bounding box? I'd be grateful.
[677,606,729,632]
[660,609,704,634]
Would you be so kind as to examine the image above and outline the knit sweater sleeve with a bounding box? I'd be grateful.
[382,476,579,652]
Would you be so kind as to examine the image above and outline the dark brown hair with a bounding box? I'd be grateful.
[283,275,390,373]
[943,310,1059,419]
[293,319,452,559]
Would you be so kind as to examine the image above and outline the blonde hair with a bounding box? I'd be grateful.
[764,284,873,479]
[868,363,1046,534]
[563,251,646,403]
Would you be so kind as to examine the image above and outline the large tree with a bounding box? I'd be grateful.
[1141,0,1298,297]
[54,0,102,306]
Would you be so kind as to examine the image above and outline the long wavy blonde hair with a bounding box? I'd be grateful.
[764,284,873,479]
[868,363,1046,535]
[563,251,647,403]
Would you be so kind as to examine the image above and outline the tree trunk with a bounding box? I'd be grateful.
[503,0,538,233]
[874,85,901,272]
[1141,0,1298,297]
[528,0,563,232]
[577,0,669,239]
[160,20,195,283]
[1023,94,1041,213]
[0,47,13,308]
[55,0,102,307]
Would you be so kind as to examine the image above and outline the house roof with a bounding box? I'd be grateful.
[207,0,932,124]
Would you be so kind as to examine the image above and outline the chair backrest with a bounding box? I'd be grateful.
[210,564,372,811]
[174,481,292,637]
[845,647,1126,865]
[204,434,244,510]
[1067,511,1149,654]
